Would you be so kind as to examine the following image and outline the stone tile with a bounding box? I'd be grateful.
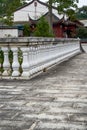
[0,54,87,129]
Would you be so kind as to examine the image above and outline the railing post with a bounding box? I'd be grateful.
[21,47,30,77]
[11,47,20,77]
[2,47,10,76]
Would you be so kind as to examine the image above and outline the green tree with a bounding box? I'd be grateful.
[54,0,79,18]
[0,0,27,25]
[34,17,54,37]
[0,0,26,15]
[47,0,79,30]
[76,6,87,20]
[23,24,31,36]
[76,27,87,38]
[2,16,13,26]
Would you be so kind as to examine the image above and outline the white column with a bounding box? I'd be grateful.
[31,46,36,66]
[28,47,33,67]
[38,45,44,63]
[36,45,42,65]
[21,47,30,77]
[2,47,10,76]
[11,47,20,77]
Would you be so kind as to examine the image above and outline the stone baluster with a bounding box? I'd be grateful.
[35,45,42,71]
[28,47,32,68]
[36,46,38,65]
[48,45,51,60]
[42,45,49,68]
[49,44,56,65]
[44,45,48,62]
[28,46,36,75]
[21,47,30,77]
[37,45,42,70]
[39,45,44,63]
[49,44,53,59]
[49,44,52,58]
[11,47,20,77]
[2,47,10,76]
[32,46,36,66]
[30,46,37,74]
[59,44,64,56]
[47,45,50,60]
[53,45,57,58]
[30,46,34,67]
[50,45,53,59]
[56,44,61,60]
[36,45,43,71]
[46,45,51,67]
[29,46,35,75]
[35,45,39,64]
[34,46,41,72]
[55,44,58,55]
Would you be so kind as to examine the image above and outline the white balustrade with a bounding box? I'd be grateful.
[0,37,81,79]
[21,47,30,77]
[11,47,20,77]
[1,47,10,76]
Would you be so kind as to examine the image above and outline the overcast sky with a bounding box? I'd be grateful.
[78,0,87,7]
[39,0,87,7]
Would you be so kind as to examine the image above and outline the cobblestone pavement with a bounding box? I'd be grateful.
[0,53,87,130]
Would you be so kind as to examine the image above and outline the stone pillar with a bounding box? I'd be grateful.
[11,47,20,77]
[21,47,30,77]
[2,47,10,76]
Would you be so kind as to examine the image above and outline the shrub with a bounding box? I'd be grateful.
[23,24,31,36]
[76,27,87,38]
[34,17,54,37]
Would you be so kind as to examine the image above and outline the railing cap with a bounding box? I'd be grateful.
[0,37,80,47]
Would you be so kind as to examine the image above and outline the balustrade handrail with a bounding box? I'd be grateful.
[0,37,81,79]
[0,37,80,47]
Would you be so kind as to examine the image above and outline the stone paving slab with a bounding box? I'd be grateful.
[0,53,87,130]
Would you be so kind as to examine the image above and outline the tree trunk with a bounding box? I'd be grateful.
[49,0,53,32]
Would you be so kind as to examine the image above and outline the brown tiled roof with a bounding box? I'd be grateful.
[53,17,84,27]
[28,12,60,24]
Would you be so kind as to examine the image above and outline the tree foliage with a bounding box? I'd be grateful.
[54,0,78,13]
[76,27,87,38]
[0,0,27,25]
[76,6,87,20]
[0,0,79,25]
[51,0,79,20]
[0,0,23,16]
[23,24,31,36]
[34,17,54,37]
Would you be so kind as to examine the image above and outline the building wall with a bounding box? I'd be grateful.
[14,1,48,22]
[14,0,62,22]
[0,29,18,37]
[53,24,63,37]
[80,20,87,27]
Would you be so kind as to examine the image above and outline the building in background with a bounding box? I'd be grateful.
[80,20,87,27]
[0,26,23,37]
[13,0,63,24]
[0,0,84,38]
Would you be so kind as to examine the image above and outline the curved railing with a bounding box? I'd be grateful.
[0,37,81,79]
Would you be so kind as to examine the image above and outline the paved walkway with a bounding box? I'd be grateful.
[0,53,87,130]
